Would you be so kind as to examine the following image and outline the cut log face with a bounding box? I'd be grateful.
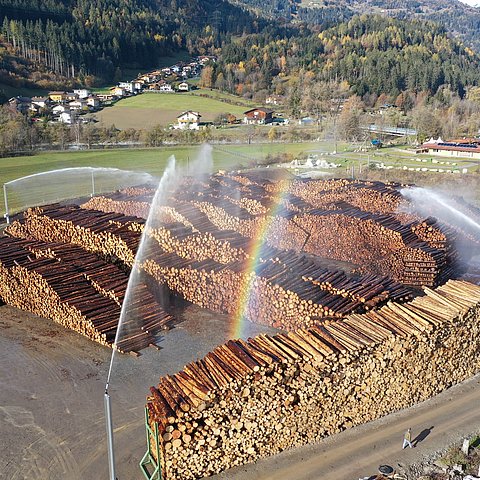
[147,280,480,480]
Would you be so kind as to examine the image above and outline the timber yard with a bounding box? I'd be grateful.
[2,169,480,480]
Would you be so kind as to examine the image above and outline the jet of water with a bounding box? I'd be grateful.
[401,187,480,235]
[3,167,154,219]
[106,143,214,386]
[105,158,176,386]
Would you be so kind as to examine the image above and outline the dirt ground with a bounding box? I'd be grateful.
[0,303,278,480]
[2,302,480,480]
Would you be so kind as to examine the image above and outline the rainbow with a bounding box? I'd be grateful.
[229,179,292,339]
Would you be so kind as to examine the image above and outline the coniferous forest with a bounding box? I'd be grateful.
[2,0,480,102]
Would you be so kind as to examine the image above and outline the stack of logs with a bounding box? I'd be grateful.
[146,280,480,480]
[0,234,173,353]
[6,203,417,331]
[0,174,467,352]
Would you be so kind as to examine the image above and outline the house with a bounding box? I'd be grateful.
[8,96,31,114]
[52,105,69,115]
[86,96,101,109]
[73,89,91,99]
[111,86,126,97]
[243,107,274,125]
[266,95,284,106]
[31,96,51,109]
[58,112,73,124]
[417,138,480,159]
[97,93,114,102]
[177,82,190,92]
[49,91,67,102]
[118,80,143,94]
[69,99,88,111]
[65,92,79,102]
[159,83,174,93]
[133,80,144,91]
[174,111,202,130]
[198,55,216,65]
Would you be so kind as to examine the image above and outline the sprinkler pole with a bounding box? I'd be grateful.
[91,170,95,197]
[3,183,9,224]
[104,386,117,480]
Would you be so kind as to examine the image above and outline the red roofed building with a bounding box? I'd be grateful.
[417,138,480,159]
[243,107,274,125]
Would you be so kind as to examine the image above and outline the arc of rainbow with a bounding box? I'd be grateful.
[230,180,292,339]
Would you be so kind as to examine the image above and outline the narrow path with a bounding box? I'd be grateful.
[214,373,480,480]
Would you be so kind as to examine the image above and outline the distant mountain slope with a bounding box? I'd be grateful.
[0,0,266,83]
[234,0,480,52]
[213,14,480,99]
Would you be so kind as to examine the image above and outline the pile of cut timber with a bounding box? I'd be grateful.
[0,235,173,352]
[146,280,480,479]
[7,204,414,330]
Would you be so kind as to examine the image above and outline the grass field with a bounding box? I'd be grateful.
[93,90,254,129]
[0,142,326,216]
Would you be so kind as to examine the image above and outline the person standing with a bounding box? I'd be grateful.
[403,428,413,449]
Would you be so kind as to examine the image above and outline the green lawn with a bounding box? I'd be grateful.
[93,90,254,129]
[0,142,323,216]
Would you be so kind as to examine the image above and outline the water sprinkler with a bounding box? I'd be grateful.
[3,183,9,225]
[104,384,117,480]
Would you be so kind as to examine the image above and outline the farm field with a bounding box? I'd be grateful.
[0,142,327,216]
[93,90,254,129]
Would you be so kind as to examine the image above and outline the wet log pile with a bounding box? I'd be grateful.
[6,204,141,266]
[0,234,173,352]
[296,211,448,286]
[146,280,480,480]
[4,200,421,330]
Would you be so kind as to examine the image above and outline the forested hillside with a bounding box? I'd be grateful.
[0,0,266,83]
[208,15,480,101]
[237,0,480,52]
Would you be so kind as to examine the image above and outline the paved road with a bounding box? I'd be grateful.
[213,372,480,480]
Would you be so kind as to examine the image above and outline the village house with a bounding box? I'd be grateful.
[86,96,101,109]
[111,86,126,97]
[266,95,285,106]
[48,91,67,102]
[97,93,114,102]
[52,104,69,115]
[243,107,274,125]
[118,81,142,94]
[177,82,190,92]
[174,111,202,130]
[159,83,174,92]
[65,92,79,102]
[58,111,73,124]
[31,96,51,109]
[73,89,91,99]
[417,138,480,159]
[69,99,88,111]
[8,96,31,114]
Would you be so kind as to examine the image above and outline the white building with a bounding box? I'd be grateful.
[159,84,174,92]
[58,112,73,124]
[73,89,91,99]
[87,96,101,108]
[53,105,69,115]
[175,111,201,130]
[69,99,88,111]
[177,82,190,92]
